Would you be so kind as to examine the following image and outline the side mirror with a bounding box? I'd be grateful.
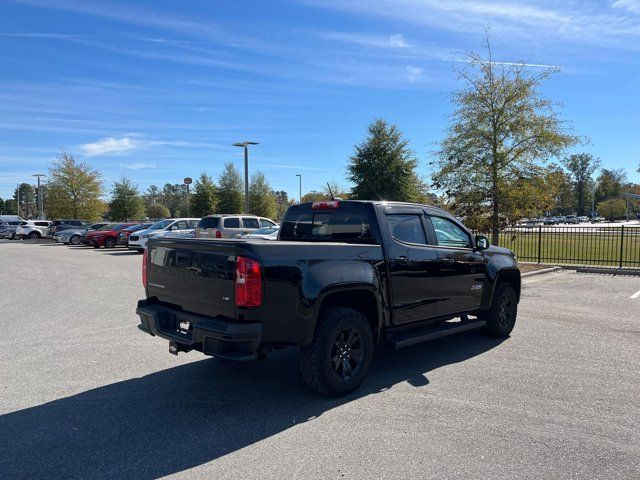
[475,235,490,251]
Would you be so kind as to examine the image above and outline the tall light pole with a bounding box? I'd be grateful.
[32,174,45,219]
[183,177,192,217]
[296,174,302,203]
[233,141,259,214]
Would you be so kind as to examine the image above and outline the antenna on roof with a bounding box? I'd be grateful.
[327,182,335,201]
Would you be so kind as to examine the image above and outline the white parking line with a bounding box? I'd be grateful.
[631,289,640,299]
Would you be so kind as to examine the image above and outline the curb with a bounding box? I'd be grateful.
[568,266,640,276]
[521,266,562,278]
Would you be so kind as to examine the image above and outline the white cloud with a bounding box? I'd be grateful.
[303,0,640,48]
[80,136,138,156]
[389,34,408,48]
[124,162,157,170]
[80,135,225,157]
[405,65,423,83]
[314,30,409,49]
[613,0,640,14]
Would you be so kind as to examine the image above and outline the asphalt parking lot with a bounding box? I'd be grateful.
[1,241,639,479]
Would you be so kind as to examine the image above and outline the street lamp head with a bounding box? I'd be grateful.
[233,141,259,147]
[32,173,46,177]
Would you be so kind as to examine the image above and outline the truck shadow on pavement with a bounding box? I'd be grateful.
[0,332,504,480]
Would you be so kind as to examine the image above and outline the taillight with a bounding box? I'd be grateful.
[142,249,148,288]
[312,200,339,209]
[235,256,262,307]
[215,230,222,238]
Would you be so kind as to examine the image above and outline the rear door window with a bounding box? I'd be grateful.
[242,217,259,229]
[260,219,276,228]
[175,221,188,230]
[224,218,240,228]
[387,214,427,245]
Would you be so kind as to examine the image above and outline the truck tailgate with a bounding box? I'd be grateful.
[146,238,237,319]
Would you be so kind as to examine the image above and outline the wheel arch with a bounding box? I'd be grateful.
[484,268,521,309]
[311,286,382,344]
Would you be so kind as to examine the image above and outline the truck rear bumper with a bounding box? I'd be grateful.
[136,299,262,361]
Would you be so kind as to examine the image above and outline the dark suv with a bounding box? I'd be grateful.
[48,219,89,236]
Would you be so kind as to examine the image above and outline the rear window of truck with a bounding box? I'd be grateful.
[280,205,376,243]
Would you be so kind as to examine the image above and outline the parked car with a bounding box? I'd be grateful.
[0,220,28,239]
[577,216,590,223]
[240,226,280,240]
[128,218,200,252]
[48,219,89,236]
[15,220,53,239]
[0,215,26,223]
[165,229,196,239]
[137,200,521,396]
[590,216,605,223]
[86,223,138,248]
[195,214,278,239]
[563,215,579,224]
[118,223,152,246]
[53,222,110,245]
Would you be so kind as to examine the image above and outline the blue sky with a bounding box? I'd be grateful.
[1,0,639,201]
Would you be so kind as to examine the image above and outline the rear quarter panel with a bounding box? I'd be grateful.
[237,241,385,345]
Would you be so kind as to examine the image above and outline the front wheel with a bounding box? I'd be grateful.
[70,235,80,245]
[299,307,373,396]
[481,282,518,337]
[28,231,40,239]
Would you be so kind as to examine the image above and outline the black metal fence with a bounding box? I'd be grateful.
[481,225,640,268]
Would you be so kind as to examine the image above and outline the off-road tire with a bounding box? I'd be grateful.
[299,307,373,396]
[482,282,518,337]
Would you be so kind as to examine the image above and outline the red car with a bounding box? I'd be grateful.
[86,223,138,248]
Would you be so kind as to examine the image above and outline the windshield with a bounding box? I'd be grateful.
[148,220,172,230]
[97,224,118,231]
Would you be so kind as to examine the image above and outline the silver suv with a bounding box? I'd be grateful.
[195,215,278,239]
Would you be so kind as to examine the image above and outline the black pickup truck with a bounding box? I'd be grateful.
[137,200,520,396]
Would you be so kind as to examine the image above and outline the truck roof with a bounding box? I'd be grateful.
[297,199,451,217]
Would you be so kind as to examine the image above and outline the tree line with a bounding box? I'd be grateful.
[0,153,295,222]
[1,35,638,242]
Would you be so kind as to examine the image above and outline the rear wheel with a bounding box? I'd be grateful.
[481,282,518,337]
[299,307,373,396]
[104,237,116,248]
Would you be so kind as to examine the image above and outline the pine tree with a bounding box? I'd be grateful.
[217,162,244,213]
[108,177,145,221]
[248,171,276,218]
[190,173,217,217]
[348,119,426,202]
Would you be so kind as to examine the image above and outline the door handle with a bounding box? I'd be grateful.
[442,257,455,265]
[398,256,409,264]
